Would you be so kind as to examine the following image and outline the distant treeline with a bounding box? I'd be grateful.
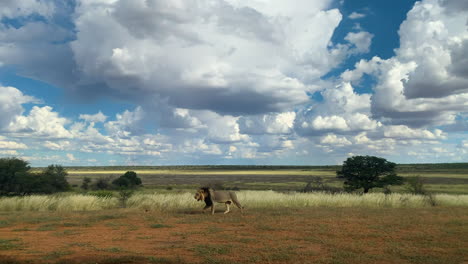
[33,163,468,172]
[396,163,468,172]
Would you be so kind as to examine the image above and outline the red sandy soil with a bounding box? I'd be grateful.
[0,207,467,264]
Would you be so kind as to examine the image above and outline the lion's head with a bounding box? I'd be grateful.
[194,187,210,202]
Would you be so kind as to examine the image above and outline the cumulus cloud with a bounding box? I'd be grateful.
[345,31,373,53]
[0,86,39,129]
[343,0,468,127]
[348,12,366,19]
[295,82,380,136]
[238,112,295,135]
[383,126,446,140]
[0,138,28,150]
[105,107,145,137]
[79,111,108,123]
[7,106,72,139]
[320,134,352,146]
[0,0,355,116]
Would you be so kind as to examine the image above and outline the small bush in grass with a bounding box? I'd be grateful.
[406,176,426,195]
[93,178,112,190]
[117,189,134,208]
[88,190,114,198]
[406,176,436,206]
[81,177,92,190]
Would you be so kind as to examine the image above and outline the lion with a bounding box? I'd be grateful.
[194,187,244,215]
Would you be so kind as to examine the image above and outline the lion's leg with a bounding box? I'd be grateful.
[202,205,210,213]
[211,204,215,215]
[233,200,243,214]
[224,203,231,214]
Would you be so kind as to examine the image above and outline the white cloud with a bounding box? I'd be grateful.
[348,12,366,19]
[0,150,19,156]
[62,0,349,116]
[0,86,39,129]
[105,106,145,137]
[238,112,295,135]
[66,153,76,161]
[8,106,73,139]
[79,111,108,123]
[345,31,373,53]
[383,125,446,140]
[0,139,28,150]
[320,134,352,146]
[43,141,72,151]
[344,0,468,127]
[295,82,380,136]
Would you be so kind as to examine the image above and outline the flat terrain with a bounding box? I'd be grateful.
[57,164,468,194]
[1,207,467,264]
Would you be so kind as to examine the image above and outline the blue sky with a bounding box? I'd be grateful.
[0,0,466,166]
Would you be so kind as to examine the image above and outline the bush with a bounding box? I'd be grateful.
[93,178,112,190]
[112,171,142,189]
[81,177,91,190]
[0,158,70,195]
[301,177,342,194]
[406,176,426,195]
[0,157,30,195]
[406,176,437,206]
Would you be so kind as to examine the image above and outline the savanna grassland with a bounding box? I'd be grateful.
[1,163,467,264]
[59,163,468,194]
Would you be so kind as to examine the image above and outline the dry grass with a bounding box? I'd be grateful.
[1,191,467,212]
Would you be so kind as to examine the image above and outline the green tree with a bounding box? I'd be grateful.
[0,157,31,195]
[0,158,70,195]
[337,155,403,193]
[81,177,92,190]
[112,171,142,189]
[42,165,70,192]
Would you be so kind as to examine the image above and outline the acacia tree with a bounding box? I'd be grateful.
[337,155,403,193]
[112,171,142,189]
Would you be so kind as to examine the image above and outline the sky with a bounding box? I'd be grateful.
[0,0,467,166]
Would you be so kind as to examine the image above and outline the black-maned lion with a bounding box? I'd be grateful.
[194,187,244,215]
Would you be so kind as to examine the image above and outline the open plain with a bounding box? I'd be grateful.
[1,164,467,264]
[1,207,467,264]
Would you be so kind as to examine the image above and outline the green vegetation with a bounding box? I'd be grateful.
[0,158,70,195]
[55,162,468,194]
[337,156,404,193]
[112,171,142,188]
[1,191,466,212]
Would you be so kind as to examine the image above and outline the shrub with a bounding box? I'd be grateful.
[406,176,426,194]
[0,157,30,195]
[112,171,142,189]
[93,178,111,190]
[0,158,70,195]
[81,177,92,190]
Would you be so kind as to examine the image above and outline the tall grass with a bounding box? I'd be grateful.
[127,191,468,210]
[0,191,467,211]
[0,194,118,211]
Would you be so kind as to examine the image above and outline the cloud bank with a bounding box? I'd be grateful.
[0,0,466,165]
